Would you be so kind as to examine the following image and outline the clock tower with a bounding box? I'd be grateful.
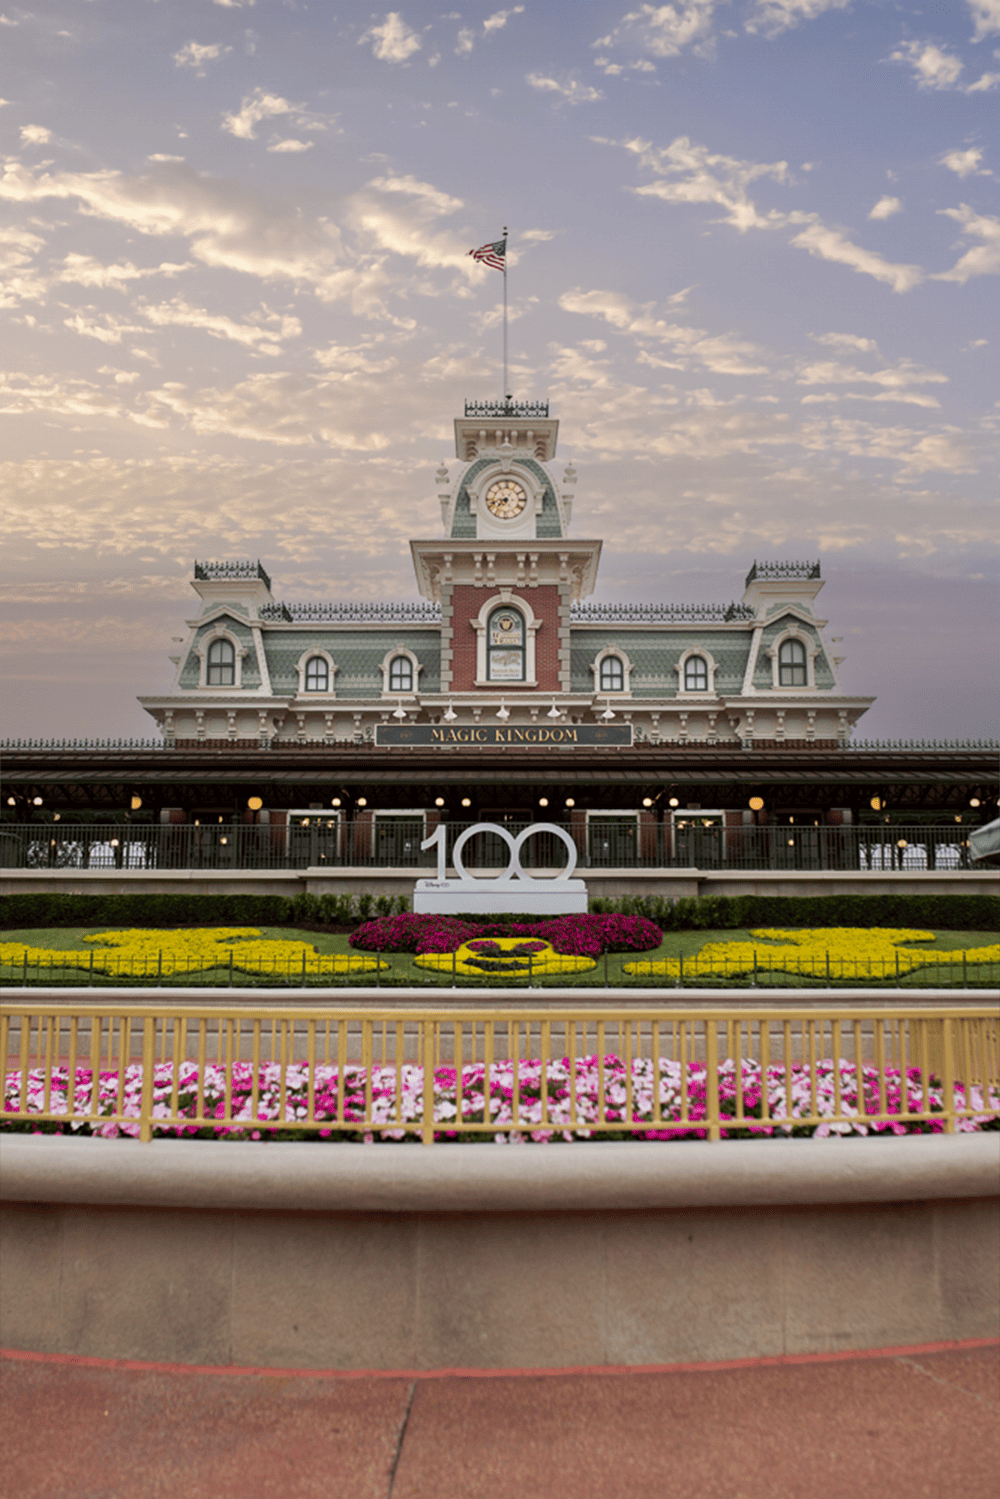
[409,400,602,696]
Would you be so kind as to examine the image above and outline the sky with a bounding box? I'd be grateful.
[1,0,997,743]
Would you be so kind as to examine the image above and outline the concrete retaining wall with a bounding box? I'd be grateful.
[2,868,996,898]
[2,1135,997,1371]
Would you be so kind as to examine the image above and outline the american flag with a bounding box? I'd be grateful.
[468,237,506,272]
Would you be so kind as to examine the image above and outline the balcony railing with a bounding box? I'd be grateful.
[0,821,982,873]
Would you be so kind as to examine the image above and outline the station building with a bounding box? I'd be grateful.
[3,399,995,876]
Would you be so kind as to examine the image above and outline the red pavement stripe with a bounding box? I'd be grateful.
[3,1337,997,1382]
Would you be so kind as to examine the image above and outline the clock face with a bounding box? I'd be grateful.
[484,479,527,519]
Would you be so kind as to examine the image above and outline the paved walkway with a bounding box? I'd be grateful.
[2,1342,997,1499]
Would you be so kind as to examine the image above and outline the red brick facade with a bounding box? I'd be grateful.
[449,584,563,693]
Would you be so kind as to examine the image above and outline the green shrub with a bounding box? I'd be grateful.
[0,888,991,934]
[588,892,999,931]
[0,889,410,931]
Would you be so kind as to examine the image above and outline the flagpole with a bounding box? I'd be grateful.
[502,224,508,400]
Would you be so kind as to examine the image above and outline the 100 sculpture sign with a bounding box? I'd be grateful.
[414,822,588,915]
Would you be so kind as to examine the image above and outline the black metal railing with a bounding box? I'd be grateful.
[569,602,755,623]
[745,560,821,585]
[464,399,549,418]
[194,559,271,590]
[0,821,981,873]
[258,600,442,623]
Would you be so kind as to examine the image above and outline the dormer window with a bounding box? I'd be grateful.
[206,638,235,686]
[305,656,329,692]
[684,656,708,692]
[389,655,414,692]
[599,655,624,693]
[778,638,807,687]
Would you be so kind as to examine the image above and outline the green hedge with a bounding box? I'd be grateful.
[0,891,407,930]
[589,892,1000,932]
[1,889,995,933]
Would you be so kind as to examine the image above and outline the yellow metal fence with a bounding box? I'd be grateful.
[3,1001,998,1144]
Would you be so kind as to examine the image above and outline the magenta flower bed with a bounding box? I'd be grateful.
[6,1055,997,1142]
[349,912,662,957]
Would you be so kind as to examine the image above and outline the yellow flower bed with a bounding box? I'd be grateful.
[415,935,595,978]
[623,927,1000,980]
[0,927,386,976]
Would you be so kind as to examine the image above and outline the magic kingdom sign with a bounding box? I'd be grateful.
[375,723,633,748]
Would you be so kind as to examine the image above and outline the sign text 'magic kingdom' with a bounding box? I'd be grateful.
[375,724,633,748]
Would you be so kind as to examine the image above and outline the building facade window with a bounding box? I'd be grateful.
[389,655,414,692]
[487,607,525,682]
[778,638,807,687]
[684,655,709,692]
[206,638,235,686]
[304,656,329,692]
[599,655,624,693]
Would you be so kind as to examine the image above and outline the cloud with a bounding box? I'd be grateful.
[559,286,771,374]
[483,6,525,34]
[787,217,924,292]
[347,175,471,275]
[526,74,604,103]
[173,41,230,70]
[140,297,301,351]
[812,332,880,353]
[267,138,314,153]
[221,88,302,139]
[933,204,1000,282]
[744,0,851,37]
[940,147,990,178]
[869,195,902,220]
[0,158,348,298]
[359,13,422,63]
[622,134,790,231]
[214,0,255,7]
[889,38,999,91]
[611,134,925,290]
[99,366,142,384]
[0,226,47,309]
[521,228,557,241]
[148,154,185,163]
[63,311,144,344]
[20,124,52,145]
[455,27,475,54]
[593,2,719,60]
[58,253,191,292]
[890,40,964,90]
[796,357,947,390]
[966,0,1000,41]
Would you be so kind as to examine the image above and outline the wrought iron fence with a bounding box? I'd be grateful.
[0,820,983,873]
[3,1002,996,1142]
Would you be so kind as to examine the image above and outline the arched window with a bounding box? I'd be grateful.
[778,638,807,687]
[487,607,525,681]
[206,638,235,686]
[389,655,414,692]
[599,655,624,692]
[304,656,329,692]
[684,655,708,692]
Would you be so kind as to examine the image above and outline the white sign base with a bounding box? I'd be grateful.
[413,878,588,916]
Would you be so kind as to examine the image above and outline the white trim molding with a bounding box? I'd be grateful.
[295,648,338,698]
[764,627,818,690]
[674,647,719,697]
[471,589,541,687]
[590,646,633,697]
[380,645,423,698]
[194,627,249,690]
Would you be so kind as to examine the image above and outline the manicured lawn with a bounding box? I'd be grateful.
[1,924,996,989]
